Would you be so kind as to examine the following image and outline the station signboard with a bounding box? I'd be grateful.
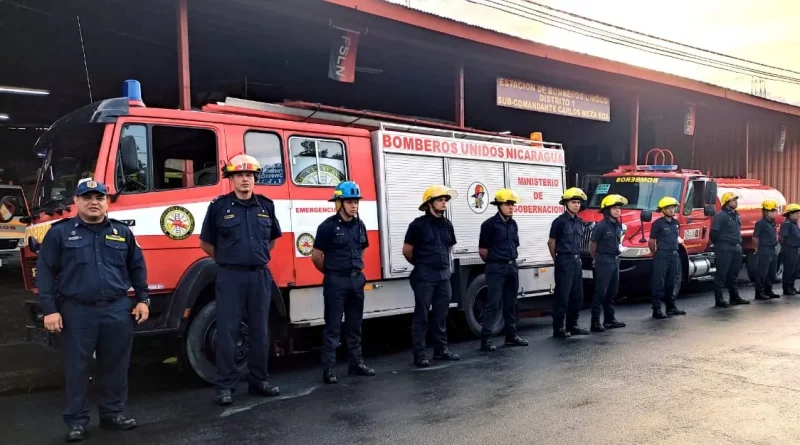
[496,76,611,122]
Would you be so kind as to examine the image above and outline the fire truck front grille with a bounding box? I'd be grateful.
[580,222,593,254]
[0,239,19,250]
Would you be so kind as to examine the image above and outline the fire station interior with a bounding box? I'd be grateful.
[0,0,746,281]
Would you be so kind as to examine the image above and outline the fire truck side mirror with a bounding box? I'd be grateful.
[703,205,716,217]
[705,181,718,206]
[120,136,140,175]
[640,210,653,222]
[28,236,40,253]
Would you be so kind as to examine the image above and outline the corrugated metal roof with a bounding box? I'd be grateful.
[325,0,800,118]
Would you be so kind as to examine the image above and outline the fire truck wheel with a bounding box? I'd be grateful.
[184,300,249,385]
[745,252,758,283]
[463,274,504,338]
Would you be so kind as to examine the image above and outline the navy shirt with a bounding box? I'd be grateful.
[754,217,778,251]
[478,213,519,263]
[591,217,623,256]
[548,212,584,255]
[314,214,368,273]
[780,219,800,248]
[200,193,281,268]
[404,213,456,280]
[36,217,148,316]
[650,216,680,253]
[711,207,742,248]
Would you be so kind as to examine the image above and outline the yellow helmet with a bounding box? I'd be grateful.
[560,187,587,204]
[419,185,458,211]
[720,191,739,206]
[599,194,628,211]
[762,200,779,211]
[782,203,800,216]
[491,189,521,205]
[657,196,680,211]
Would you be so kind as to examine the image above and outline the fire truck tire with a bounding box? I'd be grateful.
[745,252,758,283]
[463,274,503,338]
[184,299,249,385]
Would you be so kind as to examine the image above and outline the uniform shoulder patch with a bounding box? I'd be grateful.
[211,194,227,204]
[52,218,72,227]
[256,194,274,203]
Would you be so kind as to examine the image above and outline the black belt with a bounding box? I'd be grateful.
[557,253,580,259]
[219,264,263,271]
[488,260,517,265]
[597,253,619,258]
[327,270,363,276]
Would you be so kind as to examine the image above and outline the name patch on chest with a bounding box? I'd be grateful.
[223,214,235,220]
[258,213,270,219]
[105,235,126,242]
[67,235,82,241]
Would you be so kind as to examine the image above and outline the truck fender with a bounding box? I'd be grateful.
[167,258,287,330]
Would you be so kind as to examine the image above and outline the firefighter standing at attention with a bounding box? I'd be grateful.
[753,200,781,300]
[779,203,800,295]
[478,189,529,352]
[37,180,148,442]
[548,187,590,338]
[588,194,628,332]
[710,192,750,307]
[311,181,375,384]
[648,197,687,319]
[403,185,461,367]
[200,154,282,406]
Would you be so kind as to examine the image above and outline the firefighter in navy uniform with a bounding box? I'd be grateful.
[199,154,282,406]
[710,192,750,307]
[478,189,529,352]
[753,200,781,300]
[588,194,628,332]
[547,187,590,338]
[403,185,461,367]
[649,197,687,319]
[311,181,375,384]
[779,203,800,295]
[37,180,148,443]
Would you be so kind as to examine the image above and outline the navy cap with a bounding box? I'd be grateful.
[74,180,108,196]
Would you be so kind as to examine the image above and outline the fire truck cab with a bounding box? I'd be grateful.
[22,81,567,383]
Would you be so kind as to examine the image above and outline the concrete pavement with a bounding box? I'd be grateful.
[3,285,800,445]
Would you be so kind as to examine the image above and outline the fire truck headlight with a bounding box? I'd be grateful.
[620,247,652,258]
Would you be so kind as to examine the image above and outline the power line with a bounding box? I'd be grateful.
[513,0,800,77]
[467,0,800,86]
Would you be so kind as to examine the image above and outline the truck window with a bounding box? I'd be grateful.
[245,131,285,185]
[288,136,347,186]
[691,180,706,209]
[116,124,219,193]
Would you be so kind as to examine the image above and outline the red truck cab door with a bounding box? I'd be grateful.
[680,178,712,253]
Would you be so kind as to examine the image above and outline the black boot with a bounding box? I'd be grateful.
[248,381,280,397]
[99,415,137,431]
[348,363,376,377]
[504,335,529,346]
[784,286,796,296]
[481,338,497,352]
[590,318,605,332]
[754,289,770,300]
[432,349,461,361]
[216,389,233,406]
[603,318,627,328]
[567,325,590,336]
[553,328,571,338]
[413,353,430,368]
[66,425,86,442]
[766,289,781,299]
[715,295,731,307]
[323,368,338,384]
[665,306,686,316]
[652,309,668,319]
[730,296,751,305]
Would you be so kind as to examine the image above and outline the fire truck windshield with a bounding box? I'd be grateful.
[32,123,102,210]
[588,177,683,211]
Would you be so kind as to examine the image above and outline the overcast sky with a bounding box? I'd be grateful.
[388,0,800,106]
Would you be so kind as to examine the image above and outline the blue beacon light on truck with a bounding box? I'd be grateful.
[123,80,145,107]
[635,164,678,172]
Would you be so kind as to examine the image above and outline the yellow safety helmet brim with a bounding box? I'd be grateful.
[762,200,779,211]
[491,189,521,206]
[782,203,800,216]
[599,194,628,212]
[657,196,680,211]
[419,186,458,211]
[560,187,588,205]
[721,192,739,206]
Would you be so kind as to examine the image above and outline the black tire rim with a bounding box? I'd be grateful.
[472,284,489,328]
[203,319,250,368]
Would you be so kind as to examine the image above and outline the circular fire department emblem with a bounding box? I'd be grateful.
[467,182,489,214]
[160,206,195,240]
[296,233,315,256]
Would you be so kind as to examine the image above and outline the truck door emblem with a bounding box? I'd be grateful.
[160,206,195,240]
[468,182,489,214]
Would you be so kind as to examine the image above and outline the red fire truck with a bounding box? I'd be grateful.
[21,81,566,382]
[579,149,787,298]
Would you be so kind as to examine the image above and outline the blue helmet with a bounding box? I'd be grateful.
[329,181,362,202]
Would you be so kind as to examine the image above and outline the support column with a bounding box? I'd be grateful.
[629,94,640,165]
[454,62,464,128]
[744,120,750,178]
[177,0,191,110]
